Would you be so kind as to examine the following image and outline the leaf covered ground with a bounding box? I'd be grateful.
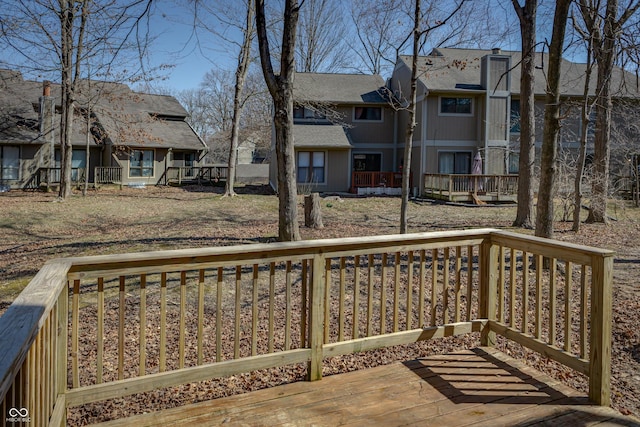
[1,185,639,423]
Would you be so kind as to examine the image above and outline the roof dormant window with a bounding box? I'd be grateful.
[439,97,473,116]
[353,106,382,122]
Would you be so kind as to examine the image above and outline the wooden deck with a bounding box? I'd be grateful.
[90,347,639,427]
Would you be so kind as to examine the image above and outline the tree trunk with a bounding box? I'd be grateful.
[304,193,323,228]
[586,0,618,224]
[400,0,421,234]
[224,0,254,198]
[255,0,302,241]
[535,0,571,239]
[58,0,74,200]
[512,0,537,229]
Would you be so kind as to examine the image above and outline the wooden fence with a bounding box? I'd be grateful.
[0,229,614,426]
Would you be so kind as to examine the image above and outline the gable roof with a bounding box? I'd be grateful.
[397,48,640,98]
[293,73,388,104]
[0,70,206,151]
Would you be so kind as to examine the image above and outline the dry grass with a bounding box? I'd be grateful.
[1,184,640,421]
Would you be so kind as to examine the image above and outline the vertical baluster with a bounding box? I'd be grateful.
[324,258,331,343]
[353,255,360,339]
[252,264,259,356]
[198,269,205,365]
[178,272,187,368]
[565,262,573,352]
[549,258,557,345]
[216,267,223,362]
[393,252,400,332]
[235,266,242,358]
[466,246,474,321]
[118,276,125,380]
[509,250,516,328]
[338,257,346,341]
[366,254,374,337]
[407,251,414,330]
[443,248,450,324]
[497,246,505,323]
[431,249,438,326]
[455,247,462,323]
[286,261,292,350]
[160,272,167,372]
[380,253,388,334]
[268,263,275,353]
[418,250,426,327]
[72,279,80,388]
[522,252,529,334]
[535,255,543,339]
[301,260,308,347]
[580,265,588,359]
[139,274,146,376]
[97,278,104,384]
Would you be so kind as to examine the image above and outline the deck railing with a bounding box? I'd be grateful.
[36,168,86,187]
[160,165,228,185]
[94,167,122,185]
[351,171,408,190]
[423,174,519,196]
[0,229,614,426]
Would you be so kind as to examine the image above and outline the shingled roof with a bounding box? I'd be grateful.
[293,123,353,149]
[398,48,640,98]
[0,70,205,151]
[293,73,388,104]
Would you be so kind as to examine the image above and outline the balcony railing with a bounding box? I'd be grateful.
[0,229,613,426]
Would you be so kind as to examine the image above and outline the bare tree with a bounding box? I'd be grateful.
[256,0,303,241]
[535,0,572,239]
[512,0,538,229]
[399,0,468,234]
[295,0,348,72]
[581,0,640,223]
[0,0,154,200]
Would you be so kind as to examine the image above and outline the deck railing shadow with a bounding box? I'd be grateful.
[0,229,614,426]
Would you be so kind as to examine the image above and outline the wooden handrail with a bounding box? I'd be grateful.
[0,229,615,425]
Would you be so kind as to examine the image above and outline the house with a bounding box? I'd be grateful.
[269,73,399,194]
[0,69,207,190]
[271,48,640,199]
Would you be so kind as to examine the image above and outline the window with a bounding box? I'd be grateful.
[353,153,381,172]
[440,97,473,115]
[129,149,154,177]
[438,152,471,174]
[353,107,382,121]
[297,151,325,183]
[509,153,519,174]
[1,146,19,180]
[510,99,520,133]
[294,106,324,120]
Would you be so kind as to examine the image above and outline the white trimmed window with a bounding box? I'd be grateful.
[439,97,473,116]
[297,151,325,183]
[129,149,154,177]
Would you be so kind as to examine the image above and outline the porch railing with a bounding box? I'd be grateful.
[351,171,410,191]
[423,174,519,196]
[36,168,86,186]
[160,165,228,185]
[94,167,122,185]
[0,229,614,426]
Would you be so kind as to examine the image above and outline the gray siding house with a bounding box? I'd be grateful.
[0,70,207,190]
[271,48,640,197]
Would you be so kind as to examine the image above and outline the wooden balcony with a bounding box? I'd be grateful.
[423,174,519,203]
[0,229,620,426]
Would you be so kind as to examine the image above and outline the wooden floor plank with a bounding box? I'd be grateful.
[88,348,639,427]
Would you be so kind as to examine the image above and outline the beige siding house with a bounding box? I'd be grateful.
[0,70,207,190]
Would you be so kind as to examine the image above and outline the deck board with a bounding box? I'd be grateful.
[89,347,639,427]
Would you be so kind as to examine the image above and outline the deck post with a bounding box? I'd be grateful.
[589,253,613,406]
[55,283,69,426]
[307,254,325,381]
[479,236,499,346]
